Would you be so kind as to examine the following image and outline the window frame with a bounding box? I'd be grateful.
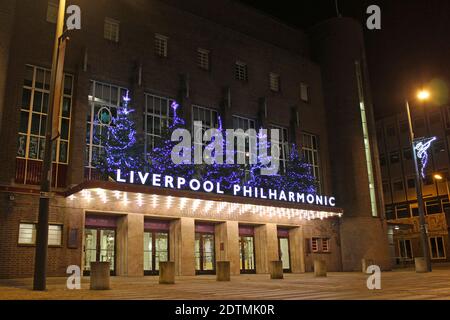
[85,80,128,170]
[300,132,322,193]
[269,73,280,92]
[235,61,248,81]
[17,222,63,247]
[398,239,413,259]
[300,82,310,103]
[155,34,169,58]
[17,65,73,165]
[197,48,210,71]
[144,93,176,152]
[104,17,120,43]
[232,115,257,179]
[270,124,289,174]
[429,236,446,260]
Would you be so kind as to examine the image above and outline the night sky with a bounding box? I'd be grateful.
[238,0,450,118]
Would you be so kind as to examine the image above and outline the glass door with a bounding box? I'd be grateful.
[84,228,97,274]
[83,228,116,275]
[195,233,215,274]
[240,236,256,273]
[144,231,169,275]
[278,237,291,272]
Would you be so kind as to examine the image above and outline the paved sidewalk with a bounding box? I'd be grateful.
[1,268,450,300]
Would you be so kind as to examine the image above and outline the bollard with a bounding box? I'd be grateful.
[414,257,427,273]
[90,261,111,290]
[159,261,175,284]
[314,259,327,277]
[269,261,283,279]
[216,261,231,281]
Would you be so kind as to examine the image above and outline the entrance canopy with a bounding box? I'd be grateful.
[64,181,343,222]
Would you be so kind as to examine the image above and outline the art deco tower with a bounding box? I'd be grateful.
[310,17,392,271]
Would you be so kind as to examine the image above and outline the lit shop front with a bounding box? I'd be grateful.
[65,179,343,276]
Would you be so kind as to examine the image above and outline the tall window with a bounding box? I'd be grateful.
[300,132,321,192]
[155,34,168,57]
[104,18,120,42]
[270,125,289,174]
[232,115,256,178]
[398,239,413,259]
[300,83,309,102]
[197,48,210,70]
[192,105,219,151]
[85,81,128,171]
[235,61,248,81]
[429,237,446,259]
[144,93,176,152]
[17,65,73,164]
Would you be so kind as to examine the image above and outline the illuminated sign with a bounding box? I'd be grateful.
[116,169,336,207]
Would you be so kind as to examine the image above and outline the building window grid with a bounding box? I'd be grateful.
[232,115,256,179]
[270,124,289,174]
[235,61,248,81]
[269,73,280,92]
[300,133,322,193]
[425,199,442,215]
[104,18,120,42]
[192,105,220,150]
[155,34,168,57]
[197,48,210,70]
[395,204,410,219]
[86,80,127,169]
[17,65,73,165]
[300,83,309,102]
[311,238,330,253]
[429,236,446,259]
[144,93,175,152]
[398,239,413,259]
[18,223,62,246]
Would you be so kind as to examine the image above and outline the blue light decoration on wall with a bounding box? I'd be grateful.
[102,90,141,179]
[146,100,195,181]
[104,96,317,195]
[202,115,244,191]
[414,136,437,178]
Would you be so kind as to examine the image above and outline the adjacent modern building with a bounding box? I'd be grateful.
[377,103,450,266]
[0,0,391,279]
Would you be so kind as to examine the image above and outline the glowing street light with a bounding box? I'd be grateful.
[417,89,430,101]
[405,88,434,273]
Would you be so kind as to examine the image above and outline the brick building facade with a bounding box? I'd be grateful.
[0,0,390,278]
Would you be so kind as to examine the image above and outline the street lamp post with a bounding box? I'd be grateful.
[33,0,67,291]
[405,94,432,272]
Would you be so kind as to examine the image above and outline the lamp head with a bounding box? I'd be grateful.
[417,89,430,101]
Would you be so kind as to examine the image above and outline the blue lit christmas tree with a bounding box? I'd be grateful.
[100,91,142,179]
[147,101,195,180]
[283,144,317,194]
[246,128,283,190]
[202,116,245,190]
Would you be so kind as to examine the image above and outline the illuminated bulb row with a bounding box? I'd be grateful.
[75,189,342,221]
